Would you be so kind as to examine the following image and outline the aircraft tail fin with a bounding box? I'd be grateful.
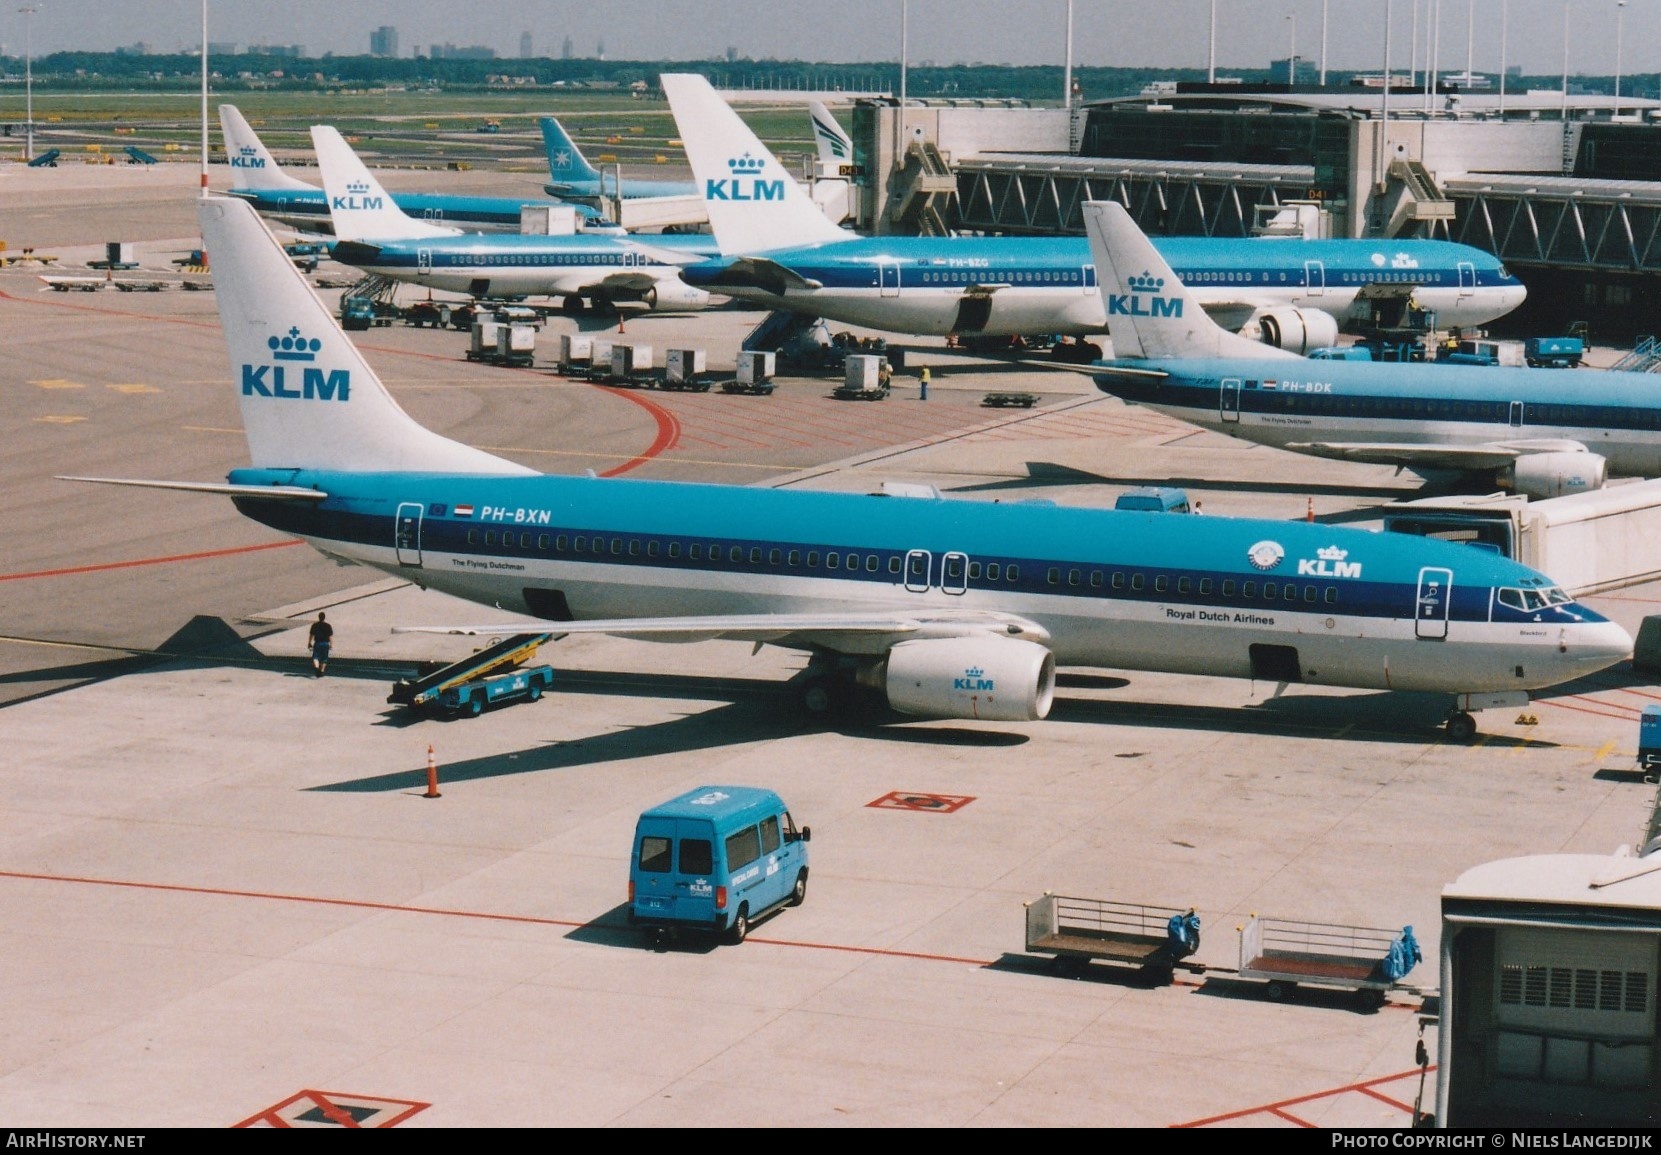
[661,73,848,256]
[808,102,853,168]
[1082,200,1298,362]
[310,126,461,242]
[540,115,602,185]
[218,104,316,192]
[198,195,531,476]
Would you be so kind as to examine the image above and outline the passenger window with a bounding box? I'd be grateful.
[1285,583,1297,601]
[725,825,761,871]
[1222,579,1235,596]
[969,562,983,580]
[730,546,743,563]
[827,552,840,570]
[760,815,781,854]
[987,562,1001,580]
[808,551,820,567]
[538,534,550,550]
[1068,569,1080,586]
[1090,571,1103,588]
[1177,577,1191,594]
[788,550,801,566]
[689,543,702,560]
[1112,572,1125,590]
[769,549,782,565]
[484,531,495,547]
[1324,587,1338,604]
[1199,578,1212,595]
[574,535,586,553]
[638,836,672,874]
[629,540,641,557]
[1304,586,1317,603]
[1131,574,1145,592]
[611,538,623,555]
[1047,567,1060,585]
[866,554,879,573]
[889,556,903,574]
[1154,575,1168,593]
[467,529,479,546]
[1264,582,1277,599]
[668,541,681,559]
[680,838,713,875]
[647,541,659,558]
[749,547,762,565]
[1242,581,1256,597]
[520,533,531,549]
[1007,565,1019,581]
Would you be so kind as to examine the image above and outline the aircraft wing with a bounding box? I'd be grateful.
[1282,439,1591,472]
[691,256,824,296]
[395,609,1049,650]
[593,270,670,295]
[57,476,329,500]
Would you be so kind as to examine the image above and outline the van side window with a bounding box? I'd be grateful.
[760,815,781,854]
[680,838,713,875]
[725,826,761,871]
[638,836,672,873]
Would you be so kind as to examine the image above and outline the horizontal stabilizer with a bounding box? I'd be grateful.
[56,476,329,500]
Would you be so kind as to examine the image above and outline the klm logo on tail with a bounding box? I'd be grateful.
[706,153,784,202]
[242,326,350,401]
[1108,271,1183,319]
[331,179,383,212]
[230,146,266,170]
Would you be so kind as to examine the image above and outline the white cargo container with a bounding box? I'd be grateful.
[843,353,885,391]
[589,339,614,369]
[470,319,501,356]
[611,344,653,376]
[496,324,536,364]
[737,350,775,385]
[665,349,707,384]
[559,334,593,367]
[519,204,579,236]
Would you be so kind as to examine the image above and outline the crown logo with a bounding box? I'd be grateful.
[345,179,371,196]
[1317,545,1349,561]
[237,145,258,155]
[1126,271,1164,293]
[727,153,765,175]
[269,326,321,362]
[964,667,984,678]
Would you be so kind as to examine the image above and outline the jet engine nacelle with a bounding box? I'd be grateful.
[882,637,1056,722]
[1504,451,1608,499]
[1243,307,1341,354]
[643,280,713,312]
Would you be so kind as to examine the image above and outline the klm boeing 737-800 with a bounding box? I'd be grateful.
[219,105,623,237]
[60,196,1630,743]
[1079,199,1661,501]
[659,74,1525,350]
[312,127,719,312]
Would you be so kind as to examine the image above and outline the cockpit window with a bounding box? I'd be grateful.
[1499,587,1564,612]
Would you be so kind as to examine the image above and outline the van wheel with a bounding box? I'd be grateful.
[728,906,750,944]
[526,681,542,702]
[466,692,484,718]
[789,870,807,906]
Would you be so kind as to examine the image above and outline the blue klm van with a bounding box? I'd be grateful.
[629,786,811,944]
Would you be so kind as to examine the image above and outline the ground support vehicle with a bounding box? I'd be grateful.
[1024,893,1202,985]
[389,633,554,718]
[1238,916,1421,1008]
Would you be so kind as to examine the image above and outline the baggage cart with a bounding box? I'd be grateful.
[1024,893,1202,985]
[1237,916,1420,1007]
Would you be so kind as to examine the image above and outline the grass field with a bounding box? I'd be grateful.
[0,88,830,173]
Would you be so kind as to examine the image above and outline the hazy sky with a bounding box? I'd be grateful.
[0,1,1649,77]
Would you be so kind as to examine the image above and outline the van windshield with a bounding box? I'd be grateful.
[680,838,712,875]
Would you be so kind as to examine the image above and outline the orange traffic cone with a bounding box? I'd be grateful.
[424,744,442,799]
[1306,497,1315,523]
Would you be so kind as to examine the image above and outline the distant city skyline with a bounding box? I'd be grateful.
[1,1,1652,78]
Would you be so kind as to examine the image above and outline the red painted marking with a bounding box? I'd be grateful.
[596,386,681,476]
[1539,697,1643,722]
[1176,1066,1430,1128]
[234,1089,429,1128]
[868,790,975,813]
[1268,1105,1315,1127]
[0,538,304,582]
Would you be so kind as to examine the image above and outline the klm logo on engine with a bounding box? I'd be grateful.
[1107,271,1183,318]
[331,178,383,212]
[1297,545,1363,579]
[954,666,995,692]
[705,153,784,202]
[230,146,265,169]
[241,326,350,401]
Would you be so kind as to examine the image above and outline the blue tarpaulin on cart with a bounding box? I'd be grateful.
[1383,925,1422,982]
[1166,909,1201,958]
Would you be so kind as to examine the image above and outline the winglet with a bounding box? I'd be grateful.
[1081,200,1296,362]
[540,115,602,188]
[198,195,530,476]
[310,125,460,242]
[219,104,316,193]
[661,73,848,256]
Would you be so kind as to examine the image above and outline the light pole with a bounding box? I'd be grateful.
[1286,10,1297,85]
[1208,0,1217,84]
[19,4,39,163]
[1615,0,1627,118]
[1561,0,1571,119]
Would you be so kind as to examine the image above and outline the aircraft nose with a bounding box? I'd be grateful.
[1569,620,1634,673]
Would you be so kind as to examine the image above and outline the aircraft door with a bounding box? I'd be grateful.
[417,248,433,277]
[941,551,968,595]
[1509,400,1525,427]
[395,502,424,568]
[1458,261,1476,298]
[1415,567,1453,639]
[1221,377,1242,423]
[1081,263,1098,295]
[1304,260,1325,297]
[879,260,901,297]
[904,549,932,593]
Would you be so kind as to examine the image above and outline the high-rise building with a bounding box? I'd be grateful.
[520,31,532,58]
[561,36,573,60]
[370,25,399,58]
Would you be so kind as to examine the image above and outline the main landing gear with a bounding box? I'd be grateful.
[1444,711,1478,744]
